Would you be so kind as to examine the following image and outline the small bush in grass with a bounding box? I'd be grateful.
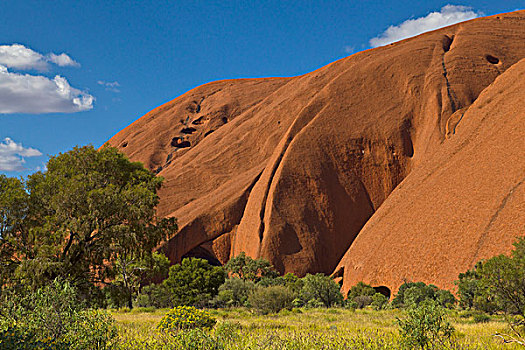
[397,300,454,349]
[371,293,389,310]
[0,326,69,350]
[248,286,295,314]
[472,312,490,323]
[300,273,343,307]
[157,306,216,332]
[354,295,373,309]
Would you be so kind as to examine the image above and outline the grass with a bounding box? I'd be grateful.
[111,307,524,349]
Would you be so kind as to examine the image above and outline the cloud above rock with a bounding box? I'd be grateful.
[0,44,79,70]
[0,137,42,171]
[0,65,94,113]
[369,5,480,47]
[0,44,92,114]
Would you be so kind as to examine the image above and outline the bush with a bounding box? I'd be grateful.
[300,273,343,307]
[157,306,216,332]
[0,326,69,350]
[354,295,373,309]
[163,258,225,306]
[472,312,490,323]
[371,293,389,310]
[347,282,376,301]
[216,278,255,307]
[248,286,295,314]
[135,283,173,308]
[0,279,117,349]
[392,281,456,308]
[66,309,118,350]
[397,300,454,349]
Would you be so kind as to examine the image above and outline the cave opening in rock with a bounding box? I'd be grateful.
[181,246,222,266]
[485,54,500,64]
[373,286,391,299]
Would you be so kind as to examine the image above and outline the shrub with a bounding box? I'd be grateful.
[216,278,255,307]
[393,281,456,308]
[397,300,454,349]
[472,312,490,323]
[300,273,343,307]
[248,286,295,314]
[435,289,456,308]
[0,279,117,349]
[354,295,373,309]
[135,283,173,308]
[157,306,216,332]
[0,326,69,350]
[163,258,225,306]
[371,293,389,310]
[347,282,376,301]
[66,309,118,350]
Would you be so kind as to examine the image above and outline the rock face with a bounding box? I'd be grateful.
[108,11,525,295]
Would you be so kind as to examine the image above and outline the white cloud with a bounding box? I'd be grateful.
[369,5,480,48]
[0,44,80,70]
[47,53,80,67]
[0,44,48,70]
[97,80,120,93]
[0,65,94,114]
[0,137,42,171]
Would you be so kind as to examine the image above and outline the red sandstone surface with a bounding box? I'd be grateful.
[108,11,525,295]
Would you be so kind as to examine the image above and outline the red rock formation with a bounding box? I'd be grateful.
[107,11,525,294]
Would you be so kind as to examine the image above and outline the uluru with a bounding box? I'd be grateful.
[107,10,525,296]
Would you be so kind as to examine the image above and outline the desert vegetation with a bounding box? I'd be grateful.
[1,146,525,349]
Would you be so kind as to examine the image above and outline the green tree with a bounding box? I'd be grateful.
[478,237,525,317]
[455,264,482,309]
[106,252,170,308]
[1,146,177,302]
[300,273,343,307]
[224,252,278,282]
[164,257,225,306]
[0,175,28,286]
[393,281,455,308]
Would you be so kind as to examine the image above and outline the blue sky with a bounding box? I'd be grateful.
[0,0,522,176]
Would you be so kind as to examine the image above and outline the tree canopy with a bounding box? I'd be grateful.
[0,145,177,301]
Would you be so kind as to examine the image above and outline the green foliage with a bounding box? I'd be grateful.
[157,306,216,332]
[217,277,255,307]
[248,285,295,314]
[0,279,117,349]
[300,273,343,307]
[353,295,373,309]
[371,293,389,310]
[0,175,28,286]
[455,263,483,309]
[135,283,173,308]
[397,300,454,349]
[224,252,278,282]
[347,282,376,309]
[477,237,525,318]
[0,326,69,350]
[472,312,490,323]
[392,281,456,308]
[106,252,171,309]
[0,146,176,303]
[163,257,225,306]
[348,282,376,300]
